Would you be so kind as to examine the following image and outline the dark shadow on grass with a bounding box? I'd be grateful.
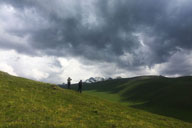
[130,103,192,123]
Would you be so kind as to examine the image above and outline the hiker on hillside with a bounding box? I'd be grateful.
[78,80,83,93]
[67,77,72,89]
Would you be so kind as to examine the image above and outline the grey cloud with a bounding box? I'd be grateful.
[159,51,192,76]
[1,0,192,76]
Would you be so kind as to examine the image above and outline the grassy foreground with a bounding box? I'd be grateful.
[0,72,192,128]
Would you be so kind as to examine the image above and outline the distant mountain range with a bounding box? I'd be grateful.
[84,77,105,83]
[84,76,122,83]
[58,76,120,87]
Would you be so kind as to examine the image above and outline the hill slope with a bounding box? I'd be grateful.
[80,76,192,122]
[0,72,192,127]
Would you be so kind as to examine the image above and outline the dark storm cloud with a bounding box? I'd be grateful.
[1,0,192,75]
[159,51,192,76]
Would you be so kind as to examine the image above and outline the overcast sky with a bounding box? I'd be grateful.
[0,0,192,84]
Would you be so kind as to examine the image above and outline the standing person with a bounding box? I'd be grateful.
[67,77,72,89]
[78,80,83,93]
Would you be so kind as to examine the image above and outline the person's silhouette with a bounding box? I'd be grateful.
[67,77,72,89]
[78,80,83,93]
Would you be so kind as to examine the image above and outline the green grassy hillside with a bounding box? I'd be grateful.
[80,76,192,122]
[0,72,192,128]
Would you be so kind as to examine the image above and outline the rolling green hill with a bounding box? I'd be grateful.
[79,76,192,122]
[0,71,192,127]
